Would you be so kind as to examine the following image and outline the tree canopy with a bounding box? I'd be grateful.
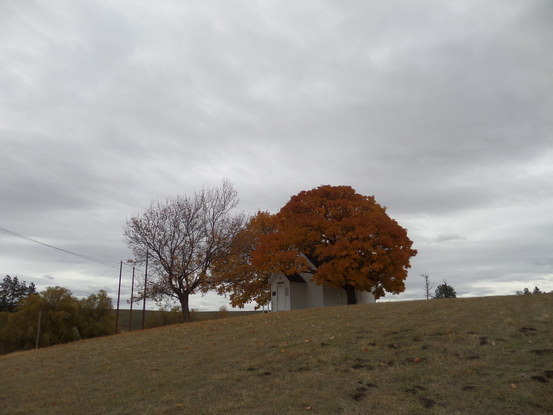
[211,211,275,309]
[252,185,417,304]
[517,286,543,295]
[123,180,245,321]
[0,286,114,353]
[0,275,36,312]
[434,281,457,299]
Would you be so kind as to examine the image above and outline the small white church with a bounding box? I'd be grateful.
[268,271,376,312]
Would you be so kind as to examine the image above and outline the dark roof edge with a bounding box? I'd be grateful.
[286,273,307,283]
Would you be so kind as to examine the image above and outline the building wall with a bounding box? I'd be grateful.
[270,271,376,311]
[289,282,306,309]
[304,276,324,308]
[323,284,347,306]
[356,290,376,304]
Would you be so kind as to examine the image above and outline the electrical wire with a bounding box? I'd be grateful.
[0,225,138,272]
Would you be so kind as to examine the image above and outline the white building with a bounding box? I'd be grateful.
[268,271,376,311]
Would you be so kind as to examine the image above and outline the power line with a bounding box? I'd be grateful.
[0,225,135,271]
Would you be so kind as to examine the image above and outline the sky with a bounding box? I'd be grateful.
[1,0,552,310]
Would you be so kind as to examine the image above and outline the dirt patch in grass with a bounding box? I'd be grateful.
[530,348,553,356]
[519,326,538,336]
[530,376,548,383]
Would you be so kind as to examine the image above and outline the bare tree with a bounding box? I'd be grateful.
[123,180,245,322]
[421,274,433,300]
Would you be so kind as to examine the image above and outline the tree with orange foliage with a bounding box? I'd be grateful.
[252,185,417,304]
[211,211,275,309]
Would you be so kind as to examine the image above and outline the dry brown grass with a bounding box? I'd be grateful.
[1,294,552,414]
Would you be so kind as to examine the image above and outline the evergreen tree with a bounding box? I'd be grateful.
[434,280,457,299]
[0,275,37,312]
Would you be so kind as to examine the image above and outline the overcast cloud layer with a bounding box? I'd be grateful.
[1,0,552,309]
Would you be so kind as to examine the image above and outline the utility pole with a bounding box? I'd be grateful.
[129,266,135,331]
[141,252,149,330]
[35,310,42,349]
[115,261,123,333]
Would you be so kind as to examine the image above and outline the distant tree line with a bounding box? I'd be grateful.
[420,274,457,299]
[421,275,549,299]
[0,275,114,354]
[516,287,543,295]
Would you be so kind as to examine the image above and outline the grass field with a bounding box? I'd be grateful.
[116,309,261,332]
[1,294,552,414]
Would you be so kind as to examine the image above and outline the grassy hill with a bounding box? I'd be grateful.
[1,294,552,415]
[116,309,260,332]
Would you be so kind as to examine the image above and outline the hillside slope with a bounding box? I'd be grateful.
[1,294,552,414]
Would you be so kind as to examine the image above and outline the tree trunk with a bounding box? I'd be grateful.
[179,294,191,322]
[344,284,358,305]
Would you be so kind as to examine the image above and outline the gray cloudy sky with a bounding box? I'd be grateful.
[1,0,552,310]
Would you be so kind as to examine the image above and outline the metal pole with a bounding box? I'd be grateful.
[115,261,122,333]
[141,252,149,330]
[35,310,42,349]
[129,266,135,331]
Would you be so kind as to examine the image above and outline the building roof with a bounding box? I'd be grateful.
[286,273,306,283]
[304,253,323,268]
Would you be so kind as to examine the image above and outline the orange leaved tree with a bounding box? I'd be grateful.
[211,211,275,309]
[252,185,417,304]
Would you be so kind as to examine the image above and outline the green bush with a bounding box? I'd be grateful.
[0,287,115,353]
[434,281,457,299]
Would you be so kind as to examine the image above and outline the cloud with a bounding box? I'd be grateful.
[1,0,552,307]
[434,234,466,243]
